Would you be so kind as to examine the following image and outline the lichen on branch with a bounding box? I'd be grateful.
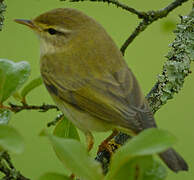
[147,9,194,113]
[0,0,6,31]
[96,4,194,174]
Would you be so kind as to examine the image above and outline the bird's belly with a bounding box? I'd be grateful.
[51,94,113,133]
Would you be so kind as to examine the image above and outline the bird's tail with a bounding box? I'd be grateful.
[159,148,188,172]
[135,102,188,172]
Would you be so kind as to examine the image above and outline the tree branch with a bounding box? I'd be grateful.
[0,151,30,180]
[96,3,194,174]
[0,2,29,179]
[146,12,194,113]
[0,0,6,31]
[0,0,191,178]
[120,0,189,54]
[0,1,30,179]
[120,19,148,54]
[66,0,146,18]
[0,103,59,113]
[47,113,64,127]
[60,0,189,55]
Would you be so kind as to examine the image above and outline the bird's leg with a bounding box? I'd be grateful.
[98,129,119,153]
[85,131,94,152]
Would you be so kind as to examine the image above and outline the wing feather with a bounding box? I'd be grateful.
[42,64,155,133]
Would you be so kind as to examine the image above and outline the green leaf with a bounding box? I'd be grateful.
[143,160,167,180]
[53,117,80,141]
[46,133,103,180]
[106,128,176,180]
[0,124,24,154]
[0,109,11,124]
[0,59,30,103]
[39,172,71,180]
[108,156,153,180]
[21,76,42,99]
[115,128,176,156]
[105,155,167,180]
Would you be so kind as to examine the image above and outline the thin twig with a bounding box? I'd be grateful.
[67,0,146,18]
[158,0,189,17]
[120,0,189,54]
[0,0,191,179]
[61,0,189,56]
[0,152,30,180]
[1,152,14,169]
[120,19,148,54]
[9,103,59,113]
[47,113,64,127]
[0,103,59,113]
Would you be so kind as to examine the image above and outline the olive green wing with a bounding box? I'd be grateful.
[42,66,155,133]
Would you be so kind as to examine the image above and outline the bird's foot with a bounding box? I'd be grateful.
[97,129,119,154]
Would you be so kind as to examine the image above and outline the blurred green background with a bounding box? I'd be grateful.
[0,0,193,179]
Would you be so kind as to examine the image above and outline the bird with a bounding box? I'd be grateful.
[15,8,188,172]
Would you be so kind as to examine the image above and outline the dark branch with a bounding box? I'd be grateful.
[0,152,30,180]
[9,103,59,113]
[0,0,190,178]
[66,0,146,18]
[120,19,148,55]
[120,0,189,54]
[0,2,30,179]
[47,113,64,127]
[61,0,189,56]
[158,0,189,17]
[0,103,59,113]
[96,3,194,174]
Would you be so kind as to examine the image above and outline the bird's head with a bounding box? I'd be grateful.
[15,8,99,55]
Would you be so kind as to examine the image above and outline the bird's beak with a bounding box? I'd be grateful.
[14,19,36,29]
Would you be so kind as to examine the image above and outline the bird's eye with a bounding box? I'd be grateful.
[47,28,57,35]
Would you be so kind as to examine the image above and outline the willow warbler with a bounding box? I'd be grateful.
[15,8,188,172]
